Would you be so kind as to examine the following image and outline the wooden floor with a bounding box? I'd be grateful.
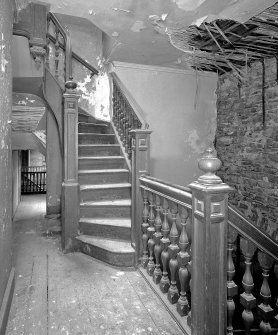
[6,195,184,335]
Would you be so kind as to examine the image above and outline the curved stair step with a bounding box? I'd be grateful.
[78,156,126,170]
[79,218,131,240]
[76,235,135,267]
[80,183,131,201]
[78,144,121,156]
[80,199,131,218]
[78,133,116,144]
[78,168,129,184]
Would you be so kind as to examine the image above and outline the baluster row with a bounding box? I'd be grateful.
[227,231,278,334]
[112,79,143,160]
[141,190,192,321]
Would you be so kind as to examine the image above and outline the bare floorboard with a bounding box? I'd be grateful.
[6,195,184,335]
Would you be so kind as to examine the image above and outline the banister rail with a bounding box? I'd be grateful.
[140,175,192,209]
[47,12,73,82]
[228,204,278,262]
[47,34,98,76]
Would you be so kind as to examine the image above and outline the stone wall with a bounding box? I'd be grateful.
[216,58,278,239]
[0,0,15,332]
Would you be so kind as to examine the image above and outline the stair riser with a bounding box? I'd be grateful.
[78,159,126,170]
[79,171,129,185]
[79,222,131,241]
[79,146,121,157]
[77,240,135,267]
[80,205,131,218]
[78,134,116,145]
[78,124,108,134]
[80,187,130,202]
[78,114,89,123]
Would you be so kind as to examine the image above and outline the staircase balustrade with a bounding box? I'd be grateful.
[132,144,278,334]
[111,72,149,161]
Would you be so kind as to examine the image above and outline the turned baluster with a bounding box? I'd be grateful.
[160,198,171,293]
[274,263,278,322]
[141,189,149,267]
[240,238,257,334]
[227,226,238,335]
[147,192,155,275]
[177,206,190,316]
[54,28,60,80]
[168,202,180,304]
[153,195,162,284]
[45,18,50,68]
[257,251,274,334]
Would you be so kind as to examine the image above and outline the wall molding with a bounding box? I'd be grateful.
[111,61,217,78]
[0,267,15,335]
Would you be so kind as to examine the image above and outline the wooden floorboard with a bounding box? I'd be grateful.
[6,195,185,335]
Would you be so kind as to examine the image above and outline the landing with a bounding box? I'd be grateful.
[6,195,183,335]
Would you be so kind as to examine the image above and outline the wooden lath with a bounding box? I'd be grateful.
[168,1,278,74]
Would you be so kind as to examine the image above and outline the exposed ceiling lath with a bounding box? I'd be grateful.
[168,2,278,78]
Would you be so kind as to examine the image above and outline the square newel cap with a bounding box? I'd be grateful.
[129,129,152,134]
[189,147,233,193]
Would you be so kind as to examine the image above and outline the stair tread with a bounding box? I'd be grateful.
[78,144,119,147]
[80,199,131,206]
[78,132,114,136]
[79,217,131,228]
[80,183,131,191]
[78,121,108,127]
[78,169,129,174]
[76,235,134,253]
[78,156,124,160]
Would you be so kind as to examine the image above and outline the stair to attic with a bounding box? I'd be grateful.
[75,111,135,267]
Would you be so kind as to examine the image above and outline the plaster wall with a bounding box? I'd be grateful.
[30,149,45,166]
[0,0,14,331]
[12,35,43,79]
[114,63,217,186]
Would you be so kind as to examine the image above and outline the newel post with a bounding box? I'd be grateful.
[189,148,233,335]
[130,129,152,264]
[61,78,80,252]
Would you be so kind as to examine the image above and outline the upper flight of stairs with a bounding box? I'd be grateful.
[75,111,135,267]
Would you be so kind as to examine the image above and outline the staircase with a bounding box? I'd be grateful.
[75,111,136,267]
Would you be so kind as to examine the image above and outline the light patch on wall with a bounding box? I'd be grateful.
[171,0,206,11]
[185,129,206,155]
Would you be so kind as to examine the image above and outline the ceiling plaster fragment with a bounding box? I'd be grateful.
[171,0,206,11]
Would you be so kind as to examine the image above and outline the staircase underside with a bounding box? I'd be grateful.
[76,111,135,267]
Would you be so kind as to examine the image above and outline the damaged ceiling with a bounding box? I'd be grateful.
[35,0,278,68]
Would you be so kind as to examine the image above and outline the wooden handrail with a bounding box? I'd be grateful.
[48,12,72,82]
[139,175,192,209]
[111,72,148,129]
[47,33,98,76]
[228,204,278,262]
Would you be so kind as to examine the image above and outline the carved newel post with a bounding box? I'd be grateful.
[130,129,152,264]
[61,78,80,252]
[189,147,233,335]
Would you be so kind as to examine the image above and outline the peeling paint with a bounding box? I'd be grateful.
[0,33,8,73]
[113,8,131,13]
[131,21,146,33]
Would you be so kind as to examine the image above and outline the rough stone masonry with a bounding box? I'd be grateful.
[216,57,278,240]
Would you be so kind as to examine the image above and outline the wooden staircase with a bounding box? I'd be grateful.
[75,112,135,267]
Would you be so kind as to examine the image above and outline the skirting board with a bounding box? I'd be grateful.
[0,267,15,335]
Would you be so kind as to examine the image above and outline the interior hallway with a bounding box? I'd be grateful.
[6,195,183,335]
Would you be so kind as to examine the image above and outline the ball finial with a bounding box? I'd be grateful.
[65,76,77,91]
[197,147,222,184]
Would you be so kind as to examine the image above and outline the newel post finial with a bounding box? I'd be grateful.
[197,147,222,184]
[189,146,233,335]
